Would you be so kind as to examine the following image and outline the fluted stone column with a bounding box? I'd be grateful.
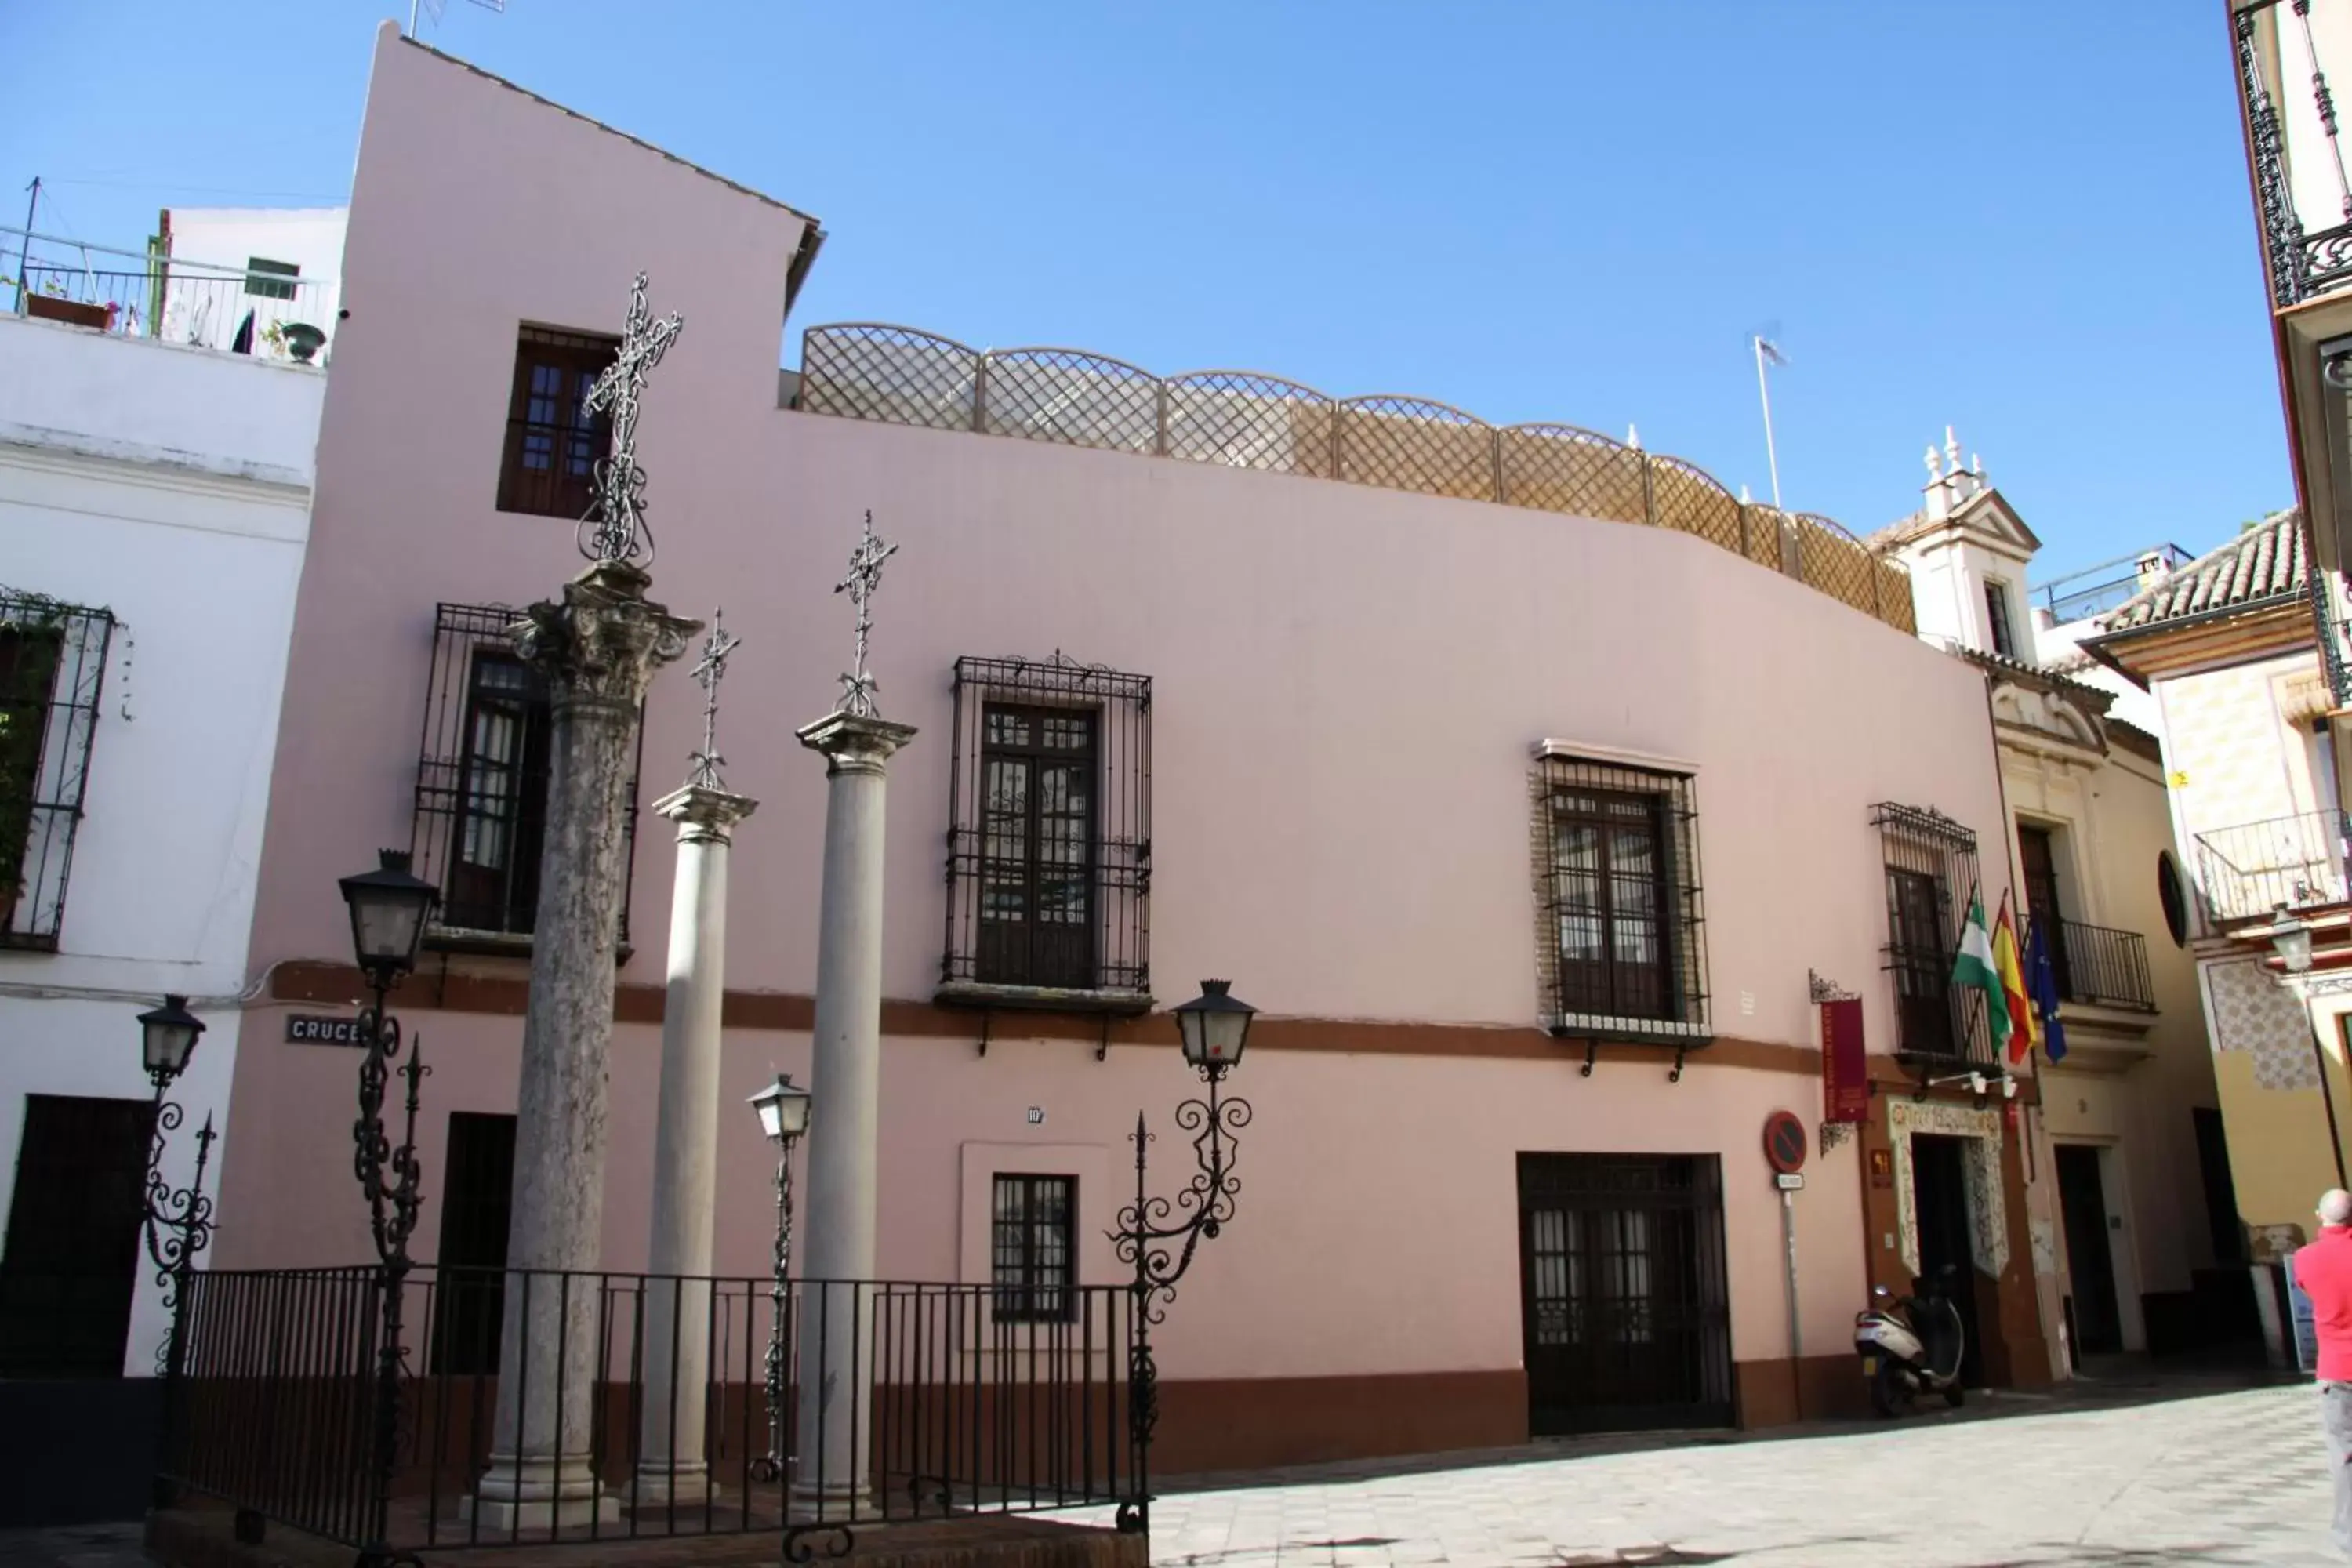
[470,561,698,1530]
[634,783,757,1505]
[790,712,915,1517]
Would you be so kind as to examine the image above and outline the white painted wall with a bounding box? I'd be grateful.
[159,208,347,361]
[0,314,319,1375]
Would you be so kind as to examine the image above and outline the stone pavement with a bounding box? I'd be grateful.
[2,1377,2342,1567]
[1094,1383,2346,1567]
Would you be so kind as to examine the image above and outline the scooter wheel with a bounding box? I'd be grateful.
[1943,1384,1965,1410]
[1869,1360,1911,1418]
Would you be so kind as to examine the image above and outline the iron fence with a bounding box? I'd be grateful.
[159,1266,1138,1556]
[2042,916,2156,1013]
[2195,808,2349,924]
[796,324,1916,637]
[6,227,337,361]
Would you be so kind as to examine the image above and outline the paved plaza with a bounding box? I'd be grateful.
[1106,1381,2343,1568]
[2,1375,2343,1568]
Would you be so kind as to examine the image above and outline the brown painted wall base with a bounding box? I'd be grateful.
[1152,1369,1528,1475]
[1734,1355,1871,1427]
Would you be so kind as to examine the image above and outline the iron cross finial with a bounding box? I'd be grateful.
[688,607,741,790]
[579,271,684,568]
[833,510,898,718]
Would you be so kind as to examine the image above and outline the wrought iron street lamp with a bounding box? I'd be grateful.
[2266,904,2348,1186]
[134,995,215,1319]
[1111,979,1258,1535]
[337,849,437,1568]
[747,1073,811,1485]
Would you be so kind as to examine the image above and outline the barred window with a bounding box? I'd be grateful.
[1872,803,1991,1065]
[991,1174,1075,1324]
[412,604,641,948]
[1533,753,1708,1040]
[0,591,113,952]
[942,655,1150,1007]
[497,326,617,519]
[243,257,299,302]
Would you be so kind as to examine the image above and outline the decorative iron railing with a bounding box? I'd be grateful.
[2042,916,2157,1014]
[2234,1,2352,309]
[2195,808,2350,924]
[796,325,1916,636]
[159,1266,1138,1558]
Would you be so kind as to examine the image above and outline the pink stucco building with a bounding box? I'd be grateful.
[213,24,2056,1473]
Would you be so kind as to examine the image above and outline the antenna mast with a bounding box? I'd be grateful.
[1752,334,1788,512]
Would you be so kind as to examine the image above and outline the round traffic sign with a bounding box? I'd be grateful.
[1763,1110,1808,1175]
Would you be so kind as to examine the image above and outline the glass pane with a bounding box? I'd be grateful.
[985,710,1033,748]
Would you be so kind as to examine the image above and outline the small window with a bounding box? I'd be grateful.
[1,592,114,951]
[990,1174,1076,1324]
[943,655,1151,1002]
[2158,850,2190,948]
[411,604,642,946]
[243,257,299,302]
[496,326,619,519]
[1533,755,1708,1039]
[1984,580,2017,659]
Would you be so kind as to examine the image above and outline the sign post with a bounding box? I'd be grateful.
[1763,1110,1809,1417]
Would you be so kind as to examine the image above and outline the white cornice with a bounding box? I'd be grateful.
[0,420,313,499]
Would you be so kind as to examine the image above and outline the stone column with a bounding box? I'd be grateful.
[470,561,698,1530]
[634,783,757,1505]
[790,712,915,1517]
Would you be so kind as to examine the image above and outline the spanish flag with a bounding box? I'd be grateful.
[1994,894,2034,1065]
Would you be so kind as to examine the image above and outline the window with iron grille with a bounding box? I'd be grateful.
[990,1174,1076,1324]
[942,655,1150,1006]
[243,257,299,301]
[411,604,641,948]
[1872,803,1991,1063]
[1531,754,1708,1040]
[0,590,114,952]
[496,325,618,519]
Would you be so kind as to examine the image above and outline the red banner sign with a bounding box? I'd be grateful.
[1821,997,1867,1124]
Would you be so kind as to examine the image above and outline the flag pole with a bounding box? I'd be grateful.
[1753,335,1784,513]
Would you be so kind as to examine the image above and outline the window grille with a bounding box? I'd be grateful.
[411,604,641,949]
[1531,754,1708,1040]
[990,1174,1076,1325]
[942,655,1150,1005]
[1871,802,1992,1065]
[496,326,619,519]
[0,590,114,951]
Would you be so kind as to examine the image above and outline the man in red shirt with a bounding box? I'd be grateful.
[2294,1188,2352,1557]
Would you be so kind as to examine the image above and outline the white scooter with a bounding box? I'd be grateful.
[1854,1265,1967,1417]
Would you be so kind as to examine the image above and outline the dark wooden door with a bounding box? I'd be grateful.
[975,705,1098,990]
[0,1095,154,1377]
[1886,867,1955,1057]
[1516,1153,1731,1435]
[2017,826,2073,999]
[429,1112,515,1375]
[2055,1144,2123,1356]
[1910,1134,1986,1385]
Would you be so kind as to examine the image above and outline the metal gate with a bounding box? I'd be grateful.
[1516,1152,1733,1434]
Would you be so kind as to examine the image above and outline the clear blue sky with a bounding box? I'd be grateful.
[2,1,2285,579]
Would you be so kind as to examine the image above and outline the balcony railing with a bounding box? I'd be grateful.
[796,324,1918,637]
[2235,1,2352,308]
[2042,916,2157,1013]
[5,226,337,361]
[2195,808,2350,924]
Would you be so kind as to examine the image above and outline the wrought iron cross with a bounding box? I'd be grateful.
[688,608,740,790]
[580,271,684,566]
[833,510,898,717]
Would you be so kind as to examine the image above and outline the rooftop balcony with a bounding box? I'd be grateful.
[2194,808,2349,924]
[4,227,339,365]
[790,323,1918,635]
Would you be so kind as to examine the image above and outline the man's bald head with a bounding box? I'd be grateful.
[2321,1189,2352,1228]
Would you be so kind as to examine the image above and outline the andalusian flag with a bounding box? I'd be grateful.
[1952,887,2013,1059]
[1992,895,2034,1065]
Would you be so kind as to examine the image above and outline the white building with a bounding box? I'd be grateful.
[158,207,347,360]
[0,310,321,1523]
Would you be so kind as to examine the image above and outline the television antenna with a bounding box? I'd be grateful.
[408,0,506,38]
[1749,322,1788,512]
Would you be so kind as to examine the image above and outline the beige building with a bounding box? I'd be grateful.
[1880,437,2237,1361]
[2083,514,2352,1287]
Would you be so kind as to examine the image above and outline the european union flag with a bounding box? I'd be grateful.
[2027,917,2068,1064]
